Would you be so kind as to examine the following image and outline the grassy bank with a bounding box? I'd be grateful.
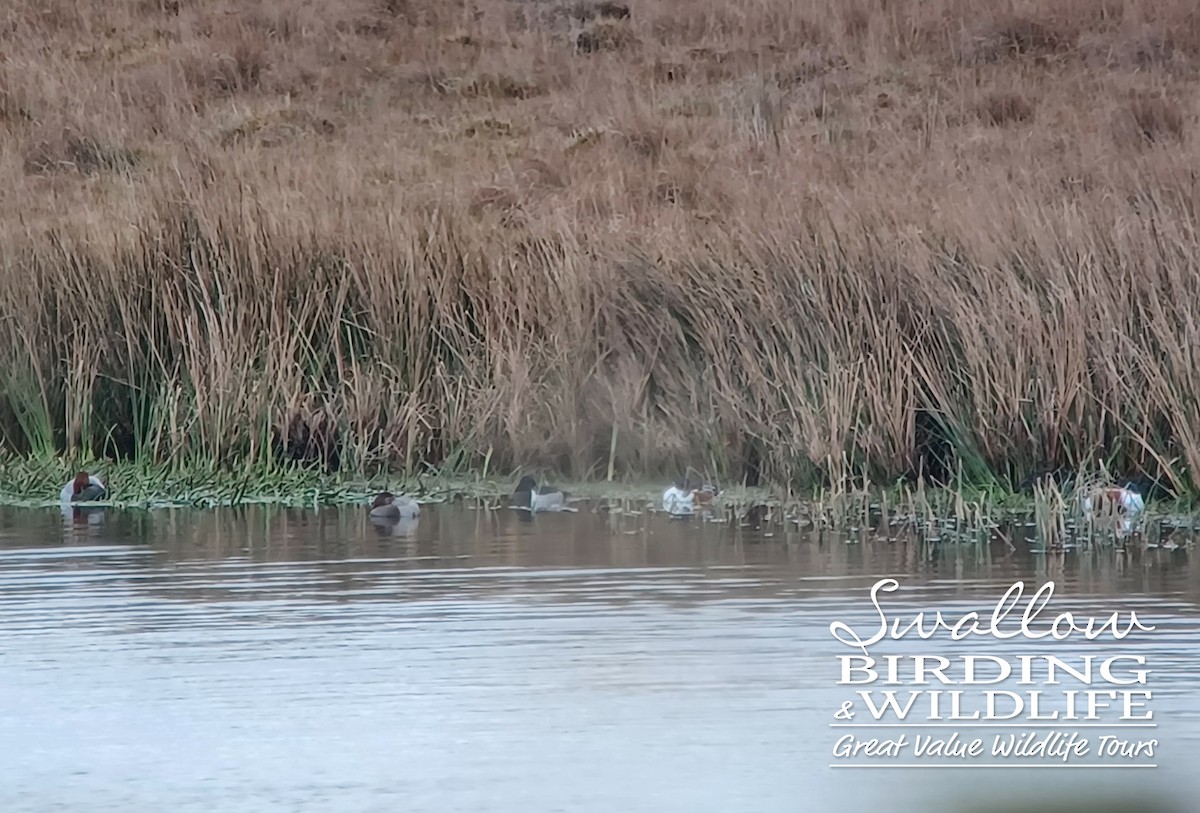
[3,0,1200,494]
[0,455,1031,537]
[0,456,780,511]
[17,458,1190,555]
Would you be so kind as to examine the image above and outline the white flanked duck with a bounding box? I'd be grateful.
[662,479,696,516]
[1081,484,1145,536]
[60,471,107,503]
[662,477,720,517]
[510,475,569,512]
[369,491,421,520]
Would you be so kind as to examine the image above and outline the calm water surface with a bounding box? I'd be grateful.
[1,503,1198,812]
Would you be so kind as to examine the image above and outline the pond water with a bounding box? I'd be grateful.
[1,502,1198,812]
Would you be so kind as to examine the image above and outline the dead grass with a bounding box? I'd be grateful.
[977,91,1036,126]
[2,0,1200,490]
[1123,91,1187,144]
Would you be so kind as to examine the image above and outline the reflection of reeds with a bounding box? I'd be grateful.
[800,473,1004,542]
[3,0,1200,494]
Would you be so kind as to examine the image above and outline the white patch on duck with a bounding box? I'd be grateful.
[510,475,574,512]
[662,480,696,517]
[1081,485,1145,536]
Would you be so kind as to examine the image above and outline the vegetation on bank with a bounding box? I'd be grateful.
[3,0,1200,496]
[0,456,700,508]
[12,457,1191,554]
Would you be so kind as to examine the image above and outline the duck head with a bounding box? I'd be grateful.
[68,471,107,502]
[679,476,717,505]
[372,491,395,510]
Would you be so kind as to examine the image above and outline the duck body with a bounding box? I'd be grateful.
[1082,485,1145,516]
[510,475,568,512]
[662,477,720,516]
[692,482,718,506]
[1081,485,1145,535]
[369,491,421,520]
[60,471,106,504]
[662,480,696,516]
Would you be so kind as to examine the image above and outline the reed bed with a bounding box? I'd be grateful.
[3,0,1200,495]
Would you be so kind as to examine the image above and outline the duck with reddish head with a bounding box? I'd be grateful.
[1082,482,1145,537]
[60,471,107,504]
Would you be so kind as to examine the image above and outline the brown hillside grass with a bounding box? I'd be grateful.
[2,0,1200,489]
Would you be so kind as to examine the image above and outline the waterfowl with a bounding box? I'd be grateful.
[60,471,106,504]
[1081,484,1145,536]
[692,481,719,506]
[662,477,719,516]
[510,475,568,512]
[662,479,696,516]
[369,491,420,520]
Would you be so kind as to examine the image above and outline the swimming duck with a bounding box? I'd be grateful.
[1081,484,1145,535]
[60,471,106,503]
[369,491,421,520]
[692,481,719,506]
[510,475,568,512]
[662,479,696,516]
[662,477,720,516]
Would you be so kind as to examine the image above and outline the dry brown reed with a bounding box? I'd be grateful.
[2,0,1200,489]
